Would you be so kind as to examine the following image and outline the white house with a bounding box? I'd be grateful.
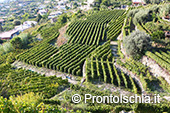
[38,5,46,9]
[38,9,48,15]
[0,29,19,40]
[57,5,66,10]
[57,0,68,5]
[48,11,62,19]
[44,0,50,4]
[80,3,92,10]
[87,0,95,5]
[15,21,37,32]
[23,21,37,26]
[66,2,73,8]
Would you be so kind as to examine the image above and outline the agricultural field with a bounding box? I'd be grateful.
[0,3,170,113]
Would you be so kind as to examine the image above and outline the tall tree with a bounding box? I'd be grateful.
[10,37,23,49]
[123,31,152,59]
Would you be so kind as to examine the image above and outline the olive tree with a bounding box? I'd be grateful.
[127,9,139,18]
[123,31,152,59]
[133,10,151,25]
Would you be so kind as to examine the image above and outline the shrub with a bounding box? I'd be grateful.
[58,14,68,24]
[0,93,62,113]
[123,30,152,59]
[10,92,43,111]
[3,42,14,53]
[10,37,23,49]
[20,33,32,45]
[13,20,21,26]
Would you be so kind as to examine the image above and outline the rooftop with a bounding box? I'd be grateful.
[0,29,18,38]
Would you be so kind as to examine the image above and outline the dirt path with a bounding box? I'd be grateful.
[12,61,78,84]
[115,63,145,93]
[110,41,119,58]
[56,23,70,47]
[142,56,170,84]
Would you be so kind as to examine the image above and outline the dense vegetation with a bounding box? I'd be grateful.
[0,64,69,99]
[1,3,170,113]
[67,10,125,44]
[107,12,126,40]
[86,57,141,93]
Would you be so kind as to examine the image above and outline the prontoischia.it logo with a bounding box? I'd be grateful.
[72,94,160,104]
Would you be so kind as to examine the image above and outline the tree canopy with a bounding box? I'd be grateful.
[13,20,21,26]
[10,37,23,49]
[123,31,152,59]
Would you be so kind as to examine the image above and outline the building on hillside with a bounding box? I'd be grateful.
[80,5,91,10]
[80,2,93,10]
[48,11,62,19]
[0,29,19,40]
[66,2,73,9]
[23,21,37,26]
[57,0,68,5]
[38,9,48,15]
[38,5,46,9]
[15,21,37,32]
[57,5,66,10]
[132,0,145,6]
[44,0,50,4]
[87,0,95,5]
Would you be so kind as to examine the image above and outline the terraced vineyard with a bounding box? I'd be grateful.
[116,59,154,91]
[107,13,126,40]
[0,65,69,98]
[90,41,113,61]
[67,21,106,45]
[146,50,170,72]
[85,41,140,93]
[17,43,96,76]
[86,10,125,23]
[86,57,140,93]
[17,10,126,76]
[67,10,125,45]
